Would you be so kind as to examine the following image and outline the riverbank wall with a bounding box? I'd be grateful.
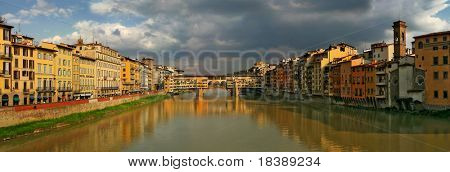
[262,91,432,112]
[0,92,165,128]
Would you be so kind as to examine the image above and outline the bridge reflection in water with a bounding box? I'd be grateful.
[0,89,449,152]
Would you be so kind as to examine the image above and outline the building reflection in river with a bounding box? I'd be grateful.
[0,89,449,152]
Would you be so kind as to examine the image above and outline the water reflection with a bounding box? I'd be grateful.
[0,89,449,152]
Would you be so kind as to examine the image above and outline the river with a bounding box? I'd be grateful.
[0,89,449,152]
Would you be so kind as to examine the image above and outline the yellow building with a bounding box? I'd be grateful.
[35,46,57,103]
[72,53,80,99]
[10,34,36,106]
[41,42,74,102]
[414,31,450,107]
[76,40,121,97]
[0,20,13,106]
[312,43,358,96]
[76,53,96,99]
[121,56,141,94]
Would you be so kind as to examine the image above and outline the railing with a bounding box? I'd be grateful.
[101,87,119,90]
[58,87,73,92]
[375,94,386,98]
[376,82,386,86]
[0,53,12,59]
[37,87,56,92]
[0,70,10,76]
[23,89,30,94]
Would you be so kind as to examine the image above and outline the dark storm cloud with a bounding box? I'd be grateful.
[88,0,449,74]
[112,29,121,36]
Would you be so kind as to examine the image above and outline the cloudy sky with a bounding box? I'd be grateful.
[1,0,449,74]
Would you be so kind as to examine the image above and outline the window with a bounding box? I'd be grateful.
[4,79,9,89]
[23,48,28,56]
[14,59,18,68]
[14,82,18,90]
[426,38,430,43]
[4,45,10,57]
[444,91,448,99]
[433,46,438,51]
[418,42,423,49]
[444,72,448,80]
[444,56,448,65]
[444,36,448,41]
[23,60,27,68]
[14,47,20,55]
[433,37,437,42]
[444,46,448,50]
[433,57,439,65]
[3,29,10,41]
[3,62,10,75]
[434,71,439,80]
[434,90,439,98]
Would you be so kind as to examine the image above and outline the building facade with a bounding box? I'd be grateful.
[10,34,35,106]
[76,41,121,97]
[0,21,13,107]
[414,31,449,108]
[41,42,74,102]
[35,46,57,104]
[121,56,141,94]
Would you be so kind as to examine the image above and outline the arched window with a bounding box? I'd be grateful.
[418,42,424,49]
[2,94,9,106]
[13,94,19,106]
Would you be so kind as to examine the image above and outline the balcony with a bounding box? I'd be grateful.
[58,87,73,92]
[376,71,386,75]
[0,53,12,60]
[375,94,386,99]
[101,87,119,90]
[376,82,386,86]
[23,89,30,94]
[37,87,55,92]
[123,81,133,85]
[0,70,11,77]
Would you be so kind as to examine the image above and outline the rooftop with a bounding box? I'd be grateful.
[413,31,450,39]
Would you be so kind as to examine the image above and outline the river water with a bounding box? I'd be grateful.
[0,89,449,152]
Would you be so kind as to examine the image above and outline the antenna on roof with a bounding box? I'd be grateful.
[18,23,21,33]
[92,31,95,44]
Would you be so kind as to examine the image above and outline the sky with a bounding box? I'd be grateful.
[1,0,449,75]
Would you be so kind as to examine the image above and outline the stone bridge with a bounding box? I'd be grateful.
[171,75,263,97]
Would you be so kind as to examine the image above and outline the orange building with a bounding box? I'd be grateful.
[329,62,341,98]
[351,64,366,99]
[340,60,352,99]
[365,63,377,99]
[340,56,364,101]
[414,31,449,108]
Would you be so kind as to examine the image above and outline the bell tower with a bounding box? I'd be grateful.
[393,21,407,59]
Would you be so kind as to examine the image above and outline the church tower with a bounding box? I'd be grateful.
[393,21,407,59]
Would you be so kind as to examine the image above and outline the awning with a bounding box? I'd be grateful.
[13,96,19,102]
[2,98,8,102]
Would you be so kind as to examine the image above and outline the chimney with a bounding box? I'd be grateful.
[393,21,407,59]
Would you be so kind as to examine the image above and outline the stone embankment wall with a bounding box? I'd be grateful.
[0,93,156,128]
